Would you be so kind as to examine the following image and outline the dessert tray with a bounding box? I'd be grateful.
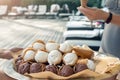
[1,40,120,80]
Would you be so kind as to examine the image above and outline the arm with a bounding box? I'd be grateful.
[79,7,120,26]
[0,48,23,59]
[111,14,120,25]
[102,11,120,25]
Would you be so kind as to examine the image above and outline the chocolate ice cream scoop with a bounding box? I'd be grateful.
[18,62,30,74]
[30,63,46,73]
[45,65,58,74]
[74,63,88,73]
[15,55,23,63]
[15,60,23,71]
[15,55,24,71]
[59,65,74,77]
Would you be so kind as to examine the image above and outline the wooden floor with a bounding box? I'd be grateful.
[0,19,67,49]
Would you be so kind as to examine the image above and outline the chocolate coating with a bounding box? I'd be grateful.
[30,63,45,73]
[15,56,23,71]
[45,65,58,74]
[74,63,88,73]
[15,55,23,63]
[15,60,23,71]
[18,62,30,74]
[59,65,74,77]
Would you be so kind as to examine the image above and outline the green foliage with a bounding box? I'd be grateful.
[0,0,102,11]
[20,0,102,11]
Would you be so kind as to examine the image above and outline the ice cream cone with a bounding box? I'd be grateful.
[80,0,88,7]
[73,46,94,59]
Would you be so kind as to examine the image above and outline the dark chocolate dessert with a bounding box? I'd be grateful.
[30,63,45,73]
[15,56,23,71]
[15,55,23,63]
[45,65,58,74]
[15,60,23,71]
[18,62,30,74]
[74,63,88,73]
[59,65,74,77]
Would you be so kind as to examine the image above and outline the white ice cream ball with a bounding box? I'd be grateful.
[21,48,30,57]
[59,42,73,53]
[32,40,45,50]
[48,50,62,65]
[87,60,95,71]
[23,49,36,61]
[35,50,48,63]
[63,53,78,66]
[46,42,60,52]
[32,42,45,50]
[77,59,95,71]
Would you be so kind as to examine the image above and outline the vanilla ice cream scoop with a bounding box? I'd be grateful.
[87,59,95,71]
[81,0,88,7]
[46,41,60,52]
[23,48,36,61]
[63,53,78,66]
[59,42,73,53]
[35,50,48,63]
[48,50,62,65]
[32,40,45,50]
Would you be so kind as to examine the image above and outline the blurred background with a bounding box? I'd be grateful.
[0,0,103,13]
[0,0,106,51]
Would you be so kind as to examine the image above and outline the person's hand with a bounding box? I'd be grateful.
[78,6,109,21]
[0,47,23,80]
[0,47,23,59]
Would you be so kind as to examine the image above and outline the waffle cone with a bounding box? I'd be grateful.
[73,46,94,59]
[81,0,88,7]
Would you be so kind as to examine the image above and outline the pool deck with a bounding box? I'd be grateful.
[0,19,67,49]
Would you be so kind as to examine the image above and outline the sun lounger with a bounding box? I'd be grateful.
[65,40,101,51]
[24,5,37,18]
[59,13,72,18]
[8,6,24,18]
[66,21,96,30]
[63,29,102,40]
[63,29,102,51]
[63,20,104,51]
[69,15,89,21]
[35,5,47,18]
[0,5,8,18]
[45,4,60,19]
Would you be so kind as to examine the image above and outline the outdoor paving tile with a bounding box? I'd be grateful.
[0,19,67,49]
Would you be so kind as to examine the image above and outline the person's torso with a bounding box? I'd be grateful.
[106,0,120,14]
[101,0,120,58]
[102,24,120,58]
